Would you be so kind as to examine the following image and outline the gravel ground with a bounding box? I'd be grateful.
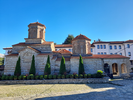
[0,79,133,100]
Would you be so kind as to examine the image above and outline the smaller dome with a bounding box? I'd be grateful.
[72,34,91,41]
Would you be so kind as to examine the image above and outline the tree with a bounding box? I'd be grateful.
[14,56,21,76]
[44,55,51,75]
[59,56,66,74]
[63,34,74,44]
[78,55,84,74]
[29,55,35,75]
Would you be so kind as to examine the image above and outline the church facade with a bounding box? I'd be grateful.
[4,22,130,77]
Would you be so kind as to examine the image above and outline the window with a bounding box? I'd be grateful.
[97,45,99,49]
[55,49,57,51]
[100,45,103,49]
[104,45,106,49]
[120,53,122,55]
[115,53,117,54]
[98,52,100,55]
[101,52,103,55]
[128,52,131,56]
[110,53,113,55]
[119,45,121,49]
[130,60,133,65]
[127,44,130,48]
[69,49,71,52]
[104,52,106,55]
[91,48,93,52]
[110,46,112,49]
[114,45,117,49]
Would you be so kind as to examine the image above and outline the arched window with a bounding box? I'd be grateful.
[121,63,127,73]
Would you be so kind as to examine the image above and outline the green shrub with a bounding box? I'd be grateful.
[9,76,14,80]
[66,75,69,78]
[29,55,36,75]
[27,76,30,80]
[48,75,53,79]
[61,75,65,79]
[14,56,21,76]
[59,56,66,75]
[87,74,91,78]
[91,74,97,78]
[79,74,83,78]
[75,74,78,78]
[84,74,87,78]
[14,76,17,80]
[44,75,48,79]
[23,76,26,80]
[18,75,22,80]
[40,75,43,80]
[44,55,51,75]
[57,74,61,79]
[5,76,9,80]
[35,75,39,80]
[1,75,6,80]
[53,75,57,79]
[70,74,74,78]
[97,70,103,78]
[79,55,84,74]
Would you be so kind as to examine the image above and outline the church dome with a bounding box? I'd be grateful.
[72,34,91,42]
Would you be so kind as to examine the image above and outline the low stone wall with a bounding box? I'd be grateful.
[0,77,109,84]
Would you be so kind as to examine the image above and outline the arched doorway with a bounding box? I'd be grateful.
[121,63,127,73]
[112,63,118,75]
[104,63,110,74]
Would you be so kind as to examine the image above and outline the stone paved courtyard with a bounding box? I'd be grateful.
[0,79,133,100]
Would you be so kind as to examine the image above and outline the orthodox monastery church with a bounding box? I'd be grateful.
[3,22,131,77]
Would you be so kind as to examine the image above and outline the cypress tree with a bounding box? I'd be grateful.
[29,55,35,75]
[14,56,21,76]
[44,55,51,75]
[78,55,84,74]
[59,56,66,75]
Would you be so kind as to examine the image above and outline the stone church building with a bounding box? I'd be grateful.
[4,22,130,77]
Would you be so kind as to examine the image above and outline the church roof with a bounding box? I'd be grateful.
[55,44,72,48]
[72,34,91,41]
[28,22,46,28]
[6,54,18,56]
[71,54,129,59]
[18,46,40,53]
[12,41,53,46]
[53,49,72,54]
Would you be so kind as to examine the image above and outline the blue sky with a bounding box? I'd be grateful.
[0,0,133,54]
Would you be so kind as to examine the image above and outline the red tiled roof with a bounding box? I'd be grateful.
[6,54,18,56]
[71,55,129,59]
[55,44,72,48]
[54,49,72,54]
[3,47,12,50]
[38,53,52,56]
[72,34,91,41]
[18,46,40,53]
[91,44,95,47]
[93,40,133,44]
[12,41,53,46]
[56,57,70,61]
[125,40,133,43]
[28,22,46,28]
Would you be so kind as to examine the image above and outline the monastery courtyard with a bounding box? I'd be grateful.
[0,79,133,100]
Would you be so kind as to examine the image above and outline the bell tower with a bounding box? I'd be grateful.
[25,22,46,44]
